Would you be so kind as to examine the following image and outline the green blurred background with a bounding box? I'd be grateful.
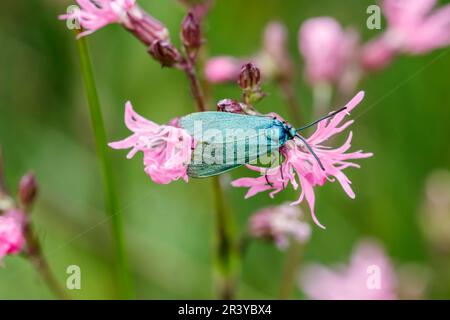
[0,0,449,299]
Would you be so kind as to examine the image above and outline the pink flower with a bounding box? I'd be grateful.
[262,21,294,78]
[0,210,26,264]
[109,102,193,184]
[300,240,397,300]
[59,0,169,43]
[361,37,397,71]
[60,0,137,37]
[299,17,358,85]
[232,91,373,229]
[362,0,450,70]
[249,204,311,249]
[204,56,242,83]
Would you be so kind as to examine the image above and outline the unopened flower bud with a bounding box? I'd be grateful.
[126,5,170,46]
[18,172,37,207]
[238,63,261,89]
[181,12,202,49]
[217,99,245,114]
[148,40,182,67]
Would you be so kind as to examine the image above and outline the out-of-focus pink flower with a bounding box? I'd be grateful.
[299,17,358,85]
[109,102,193,184]
[362,0,450,70]
[204,56,242,83]
[361,37,397,71]
[249,204,311,249]
[262,21,295,78]
[60,0,169,43]
[300,240,397,300]
[0,210,26,264]
[232,91,373,229]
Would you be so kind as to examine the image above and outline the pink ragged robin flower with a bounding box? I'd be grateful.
[249,204,311,250]
[204,56,243,84]
[362,0,450,70]
[59,0,169,44]
[109,102,193,184]
[0,209,26,264]
[300,240,397,300]
[231,91,373,229]
[299,17,359,85]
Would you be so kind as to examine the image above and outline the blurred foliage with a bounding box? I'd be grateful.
[0,0,449,299]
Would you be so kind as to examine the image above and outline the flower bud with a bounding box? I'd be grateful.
[181,12,202,49]
[238,63,261,89]
[126,5,170,46]
[217,99,245,114]
[148,40,182,67]
[18,172,37,207]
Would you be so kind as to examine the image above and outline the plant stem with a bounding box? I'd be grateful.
[24,224,70,300]
[183,56,207,112]
[212,176,239,299]
[75,34,133,299]
[278,242,303,299]
[182,54,239,299]
[277,78,302,124]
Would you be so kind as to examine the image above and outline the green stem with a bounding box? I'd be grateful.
[25,224,71,300]
[212,176,239,300]
[182,46,239,299]
[278,242,303,300]
[75,34,133,299]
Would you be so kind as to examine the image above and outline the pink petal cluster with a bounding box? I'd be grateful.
[300,240,397,300]
[362,0,450,70]
[249,204,311,249]
[204,56,243,83]
[299,17,358,85]
[109,102,193,184]
[59,0,137,38]
[232,91,373,229]
[0,210,26,264]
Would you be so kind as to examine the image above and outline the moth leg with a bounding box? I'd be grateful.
[280,163,286,190]
[264,169,274,187]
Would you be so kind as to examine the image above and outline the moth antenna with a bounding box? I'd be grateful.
[296,107,347,132]
[295,134,325,171]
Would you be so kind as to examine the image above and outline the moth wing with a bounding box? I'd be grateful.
[187,163,242,178]
[180,112,275,134]
[188,129,283,178]
[180,112,287,178]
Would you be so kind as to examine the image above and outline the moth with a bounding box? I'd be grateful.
[180,108,346,178]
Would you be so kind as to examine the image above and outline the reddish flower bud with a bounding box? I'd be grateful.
[238,63,261,89]
[217,99,245,114]
[181,12,202,49]
[126,6,170,46]
[148,40,182,67]
[18,172,37,207]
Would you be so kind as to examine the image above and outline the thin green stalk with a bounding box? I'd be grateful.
[212,176,239,300]
[278,242,303,299]
[75,34,133,299]
[183,46,240,299]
